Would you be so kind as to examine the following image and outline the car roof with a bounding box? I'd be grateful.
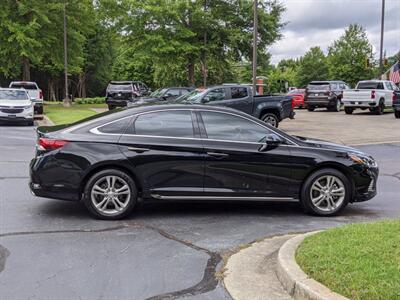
[309,81,345,84]
[10,81,38,84]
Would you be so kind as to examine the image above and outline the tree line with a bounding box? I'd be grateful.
[0,1,397,100]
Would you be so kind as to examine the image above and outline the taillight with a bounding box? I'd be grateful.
[39,90,43,100]
[371,90,375,99]
[38,138,68,151]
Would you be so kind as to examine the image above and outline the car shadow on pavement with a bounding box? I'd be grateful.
[36,199,381,221]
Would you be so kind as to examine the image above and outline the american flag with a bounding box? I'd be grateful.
[389,62,400,84]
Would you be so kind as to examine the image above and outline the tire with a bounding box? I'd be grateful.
[300,168,350,216]
[108,104,115,110]
[261,113,279,128]
[374,101,385,115]
[83,169,137,220]
[395,111,400,119]
[332,99,341,112]
[344,107,354,115]
[307,106,315,112]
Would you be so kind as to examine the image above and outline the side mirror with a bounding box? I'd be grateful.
[258,134,284,151]
[202,97,210,103]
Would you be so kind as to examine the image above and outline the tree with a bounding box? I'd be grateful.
[112,0,285,87]
[0,0,55,80]
[297,47,328,87]
[327,24,374,86]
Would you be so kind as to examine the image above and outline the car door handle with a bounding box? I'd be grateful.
[128,147,150,153]
[207,152,229,158]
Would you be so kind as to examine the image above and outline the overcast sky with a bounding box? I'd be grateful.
[269,0,400,65]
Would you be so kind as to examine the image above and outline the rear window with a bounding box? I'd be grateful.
[356,82,384,90]
[108,85,132,91]
[10,83,37,90]
[307,83,330,91]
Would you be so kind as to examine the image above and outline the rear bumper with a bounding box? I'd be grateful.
[106,99,129,107]
[343,100,377,108]
[305,97,336,107]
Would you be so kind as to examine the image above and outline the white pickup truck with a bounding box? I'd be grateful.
[9,81,44,117]
[342,80,398,115]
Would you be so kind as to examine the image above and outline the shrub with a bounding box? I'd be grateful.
[74,97,105,104]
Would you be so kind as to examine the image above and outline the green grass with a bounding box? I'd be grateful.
[296,220,400,300]
[44,103,107,125]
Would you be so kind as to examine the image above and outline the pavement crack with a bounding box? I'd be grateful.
[0,222,223,299]
[0,244,10,273]
[381,173,400,182]
[128,222,222,300]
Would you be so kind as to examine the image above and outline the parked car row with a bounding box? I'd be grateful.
[289,79,400,119]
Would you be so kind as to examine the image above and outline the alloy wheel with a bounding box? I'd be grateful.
[309,175,345,212]
[90,175,131,216]
[262,114,278,127]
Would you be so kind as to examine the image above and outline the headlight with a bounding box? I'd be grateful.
[349,154,377,168]
[23,105,33,109]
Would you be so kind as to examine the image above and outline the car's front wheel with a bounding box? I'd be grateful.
[261,113,279,128]
[300,168,350,216]
[83,169,137,220]
[108,104,115,110]
[307,106,315,112]
[394,111,400,119]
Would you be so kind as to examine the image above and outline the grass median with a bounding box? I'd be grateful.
[296,219,400,300]
[44,102,107,125]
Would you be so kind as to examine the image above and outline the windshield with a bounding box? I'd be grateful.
[108,84,132,91]
[175,89,205,103]
[0,90,29,100]
[288,89,304,94]
[307,83,330,91]
[150,88,166,97]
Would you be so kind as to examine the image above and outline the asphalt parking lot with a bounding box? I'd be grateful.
[1,117,399,300]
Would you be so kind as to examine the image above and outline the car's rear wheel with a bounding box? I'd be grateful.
[395,111,400,119]
[374,101,385,115]
[300,168,350,216]
[344,107,354,114]
[261,113,279,128]
[83,169,137,220]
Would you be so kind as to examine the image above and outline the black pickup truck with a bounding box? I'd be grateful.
[393,87,400,119]
[173,85,294,127]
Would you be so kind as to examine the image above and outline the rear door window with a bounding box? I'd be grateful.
[134,110,194,138]
[10,83,37,90]
[231,87,248,99]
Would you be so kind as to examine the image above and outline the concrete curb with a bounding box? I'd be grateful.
[276,232,349,300]
[35,115,54,127]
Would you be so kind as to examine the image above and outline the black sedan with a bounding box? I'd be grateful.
[30,105,378,220]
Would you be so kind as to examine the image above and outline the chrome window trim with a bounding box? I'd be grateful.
[89,108,300,146]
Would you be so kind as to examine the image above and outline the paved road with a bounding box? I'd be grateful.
[0,125,399,300]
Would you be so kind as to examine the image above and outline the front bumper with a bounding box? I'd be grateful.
[106,99,129,107]
[353,166,379,202]
[0,107,34,122]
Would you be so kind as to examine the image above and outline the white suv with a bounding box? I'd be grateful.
[0,88,34,125]
[9,81,43,116]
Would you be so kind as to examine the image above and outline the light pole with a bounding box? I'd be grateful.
[63,0,71,107]
[252,0,258,95]
[379,0,385,77]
